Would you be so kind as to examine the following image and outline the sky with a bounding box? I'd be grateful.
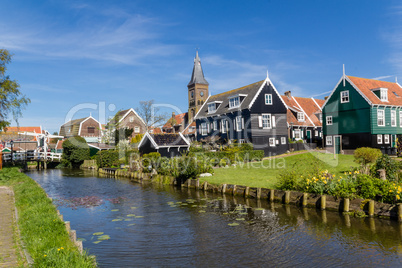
[1,0,402,133]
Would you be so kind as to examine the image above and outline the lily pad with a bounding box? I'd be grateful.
[239,212,248,215]
[198,210,206,213]
[124,219,133,221]
[191,205,198,207]
[98,235,110,240]
[77,238,86,242]
[223,212,229,215]
[228,223,239,226]
[236,218,246,221]
[93,232,104,236]
[127,214,136,217]
[93,241,102,244]
[127,223,136,226]
[135,216,144,218]
[112,219,123,222]
[254,208,264,211]
[111,209,119,212]
[131,207,137,209]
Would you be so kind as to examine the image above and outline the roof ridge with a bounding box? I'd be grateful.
[212,80,265,98]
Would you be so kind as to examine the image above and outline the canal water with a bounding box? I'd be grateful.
[27,169,402,267]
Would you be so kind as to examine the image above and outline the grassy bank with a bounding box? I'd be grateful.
[0,167,95,267]
[200,152,358,189]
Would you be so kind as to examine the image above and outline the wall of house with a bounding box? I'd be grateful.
[371,106,402,135]
[323,80,371,136]
[80,118,101,137]
[119,111,146,138]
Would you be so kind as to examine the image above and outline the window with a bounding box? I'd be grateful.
[319,113,322,123]
[201,123,207,136]
[391,110,396,127]
[129,116,134,123]
[377,110,385,126]
[229,96,240,108]
[384,134,390,144]
[208,103,216,113]
[265,94,272,105]
[326,116,333,126]
[315,130,318,136]
[294,129,301,140]
[87,127,95,134]
[380,88,388,101]
[281,137,286,144]
[269,138,276,147]
[326,136,332,146]
[134,126,140,133]
[297,112,304,122]
[400,111,402,127]
[236,116,242,131]
[221,119,227,133]
[341,90,349,103]
[262,114,271,129]
[213,121,217,131]
[238,139,245,144]
[377,134,382,144]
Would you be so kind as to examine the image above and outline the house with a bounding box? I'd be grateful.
[59,115,102,143]
[114,108,146,138]
[281,91,324,146]
[194,75,289,156]
[163,112,188,133]
[0,126,43,142]
[322,75,402,154]
[138,133,190,158]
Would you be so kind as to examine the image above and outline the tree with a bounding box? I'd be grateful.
[0,49,30,131]
[114,127,133,145]
[62,136,90,168]
[136,100,167,132]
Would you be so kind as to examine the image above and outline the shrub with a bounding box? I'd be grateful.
[62,136,90,168]
[141,152,161,172]
[277,169,301,191]
[372,154,401,182]
[354,147,382,166]
[96,150,119,168]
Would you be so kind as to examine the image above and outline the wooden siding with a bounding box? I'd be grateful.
[250,83,287,114]
[371,106,402,135]
[80,118,101,137]
[323,79,371,135]
[119,110,146,137]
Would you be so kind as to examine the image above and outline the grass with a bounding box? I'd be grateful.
[0,167,96,267]
[200,152,358,189]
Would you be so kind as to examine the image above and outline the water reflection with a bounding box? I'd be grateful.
[27,169,402,267]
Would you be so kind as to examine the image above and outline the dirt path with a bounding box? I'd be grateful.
[0,186,21,267]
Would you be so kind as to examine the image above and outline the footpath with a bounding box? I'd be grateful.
[0,186,22,267]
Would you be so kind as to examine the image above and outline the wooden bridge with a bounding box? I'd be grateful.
[1,151,62,169]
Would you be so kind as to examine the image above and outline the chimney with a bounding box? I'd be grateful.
[172,112,175,118]
[324,96,329,100]
[284,91,291,98]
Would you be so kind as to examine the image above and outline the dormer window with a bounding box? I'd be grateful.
[228,94,247,109]
[229,96,240,108]
[372,87,388,102]
[208,103,216,113]
[297,112,305,122]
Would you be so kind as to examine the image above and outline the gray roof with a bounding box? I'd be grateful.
[196,80,265,118]
[188,51,209,86]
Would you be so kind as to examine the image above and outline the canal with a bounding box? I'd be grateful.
[27,169,402,267]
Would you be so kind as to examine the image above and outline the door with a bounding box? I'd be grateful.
[334,136,341,154]
[306,130,311,143]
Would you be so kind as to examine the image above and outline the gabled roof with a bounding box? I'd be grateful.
[196,80,265,118]
[3,126,42,133]
[281,95,324,127]
[188,51,209,87]
[138,132,190,149]
[181,121,196,135]
[163,113,187,129]
[59,115,101,137]
[116,108,146,126]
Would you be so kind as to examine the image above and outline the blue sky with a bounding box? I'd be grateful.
[1,0,402,133]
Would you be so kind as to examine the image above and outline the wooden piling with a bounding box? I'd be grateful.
[343,198,350,212]
[269,189,274,202]
[320,195,326,210]
[256,188,262,199]
[284,191,290,204]
[245,187,250,197]
[302,193,308,207]
[398,204,402,222]
[222,184,227,194]
[368,200,375,217]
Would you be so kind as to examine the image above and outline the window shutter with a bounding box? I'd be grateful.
[220,121,222,132]
[242,118,244,129]
[272,116,276,128]
[234,119,236,130]
[207,123,210,133]
[226,120,228,132]
[199,126,202,134]
[258,116,263,128]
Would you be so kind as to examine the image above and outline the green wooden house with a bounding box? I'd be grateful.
[322,75,402,154]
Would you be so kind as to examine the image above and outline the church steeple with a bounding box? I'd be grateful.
[188,51,209,122]
[188,51,209,86]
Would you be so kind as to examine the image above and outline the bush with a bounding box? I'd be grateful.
[96,150,119,168]
[372,154,401,182]
[62,136,91,168]
[354,147,382,166]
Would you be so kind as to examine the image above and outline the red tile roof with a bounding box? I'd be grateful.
[4,126,42,133]
[281,95,324,127]
[348,76,402,106]
[163,113,187,129]
[182,121,196,135]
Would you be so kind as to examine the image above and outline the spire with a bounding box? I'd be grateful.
[343,64,346,87]
[188,51,209,87]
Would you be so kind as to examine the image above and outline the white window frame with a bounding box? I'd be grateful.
[265,94,272,105]
[319,113,322,123]
[281,137,286,144]
[129,116,134,123]
[326,136,332,146]
[229,96,240,109]
[262,114,271,129]
[134,126,140,133]
[201,123,207,136]
[326,116,333,126]
[269,137,276,147]
[391,110,397,127]
[377,110,385,126]
[377,134,383,144]
[384,134,390,144]
[297,112,305,122]
[294,129,301,140]
[380,88,388,102]
[221,119,227,134]
[400,111,402,127]
[315,130,318,136]
[208,103,216,114]
[340,90,349,103]
[213,121,217,131]
[236,116,242,132]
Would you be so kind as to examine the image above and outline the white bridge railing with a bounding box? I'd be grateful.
[1,151,62,162]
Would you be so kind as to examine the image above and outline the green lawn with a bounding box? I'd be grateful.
[200,152,358,189]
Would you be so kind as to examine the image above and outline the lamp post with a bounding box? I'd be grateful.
[10,140,14,165]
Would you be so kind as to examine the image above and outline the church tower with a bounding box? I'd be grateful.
[188,51,209,122]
